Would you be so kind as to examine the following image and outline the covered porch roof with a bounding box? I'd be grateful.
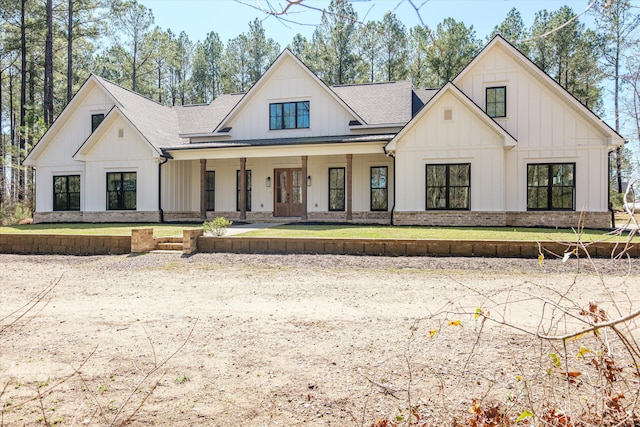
[163,134,394,160]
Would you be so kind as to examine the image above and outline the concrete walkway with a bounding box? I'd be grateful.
[224,222,284,236]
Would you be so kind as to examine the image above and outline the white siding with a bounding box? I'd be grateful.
[456,44,611,211]
[224,56,355,140]
[81,116,159,212]
[32,82,115,212]
[393,91,507,212]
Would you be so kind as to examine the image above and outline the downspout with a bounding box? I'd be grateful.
[158,154,170,223]
[383,146,396,226]
[608,150,615,228]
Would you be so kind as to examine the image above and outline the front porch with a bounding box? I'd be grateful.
[160,149,394,225]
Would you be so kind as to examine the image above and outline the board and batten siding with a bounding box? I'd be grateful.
[31,83,115,212]
[81,115,160,212]
[221,56,355,140]
[456,44,612,212]
[393,90,507,212]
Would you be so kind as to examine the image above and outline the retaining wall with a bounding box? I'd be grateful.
[196,236,639,258]
[0,232,636,258]
[0,234,131,255]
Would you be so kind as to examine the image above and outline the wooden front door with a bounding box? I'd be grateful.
[274,168,303,217]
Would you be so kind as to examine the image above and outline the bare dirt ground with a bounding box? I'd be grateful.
[1,253,639,426]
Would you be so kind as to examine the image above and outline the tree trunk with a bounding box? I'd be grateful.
[614,38,623,193]
[19,0,27,200]
[44,0,54,125]
[67,0,73,103]
[0,69,4,205]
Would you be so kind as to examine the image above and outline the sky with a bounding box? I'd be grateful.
[137,0,600,47]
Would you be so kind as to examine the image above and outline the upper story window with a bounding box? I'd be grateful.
[486,87,506,118]
[91,113,105,132]
[269,101,309,130]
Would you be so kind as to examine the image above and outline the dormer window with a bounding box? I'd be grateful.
[486,87,506,118]
[91,113,105,132]
[269,101,309,130]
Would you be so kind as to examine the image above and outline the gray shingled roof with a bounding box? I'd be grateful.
[332,81,414,125]
[94,75,423,149]
[94,75,185,149]
[174,93,244,135]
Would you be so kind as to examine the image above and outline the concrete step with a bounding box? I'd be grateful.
[156,237,182,244]
[156,242,183,251]
[150,249,183,255]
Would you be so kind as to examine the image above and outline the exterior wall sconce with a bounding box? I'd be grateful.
[266,176,271,187]
[307,175,312,186]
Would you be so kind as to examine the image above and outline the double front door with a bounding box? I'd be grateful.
[274,168,303,217]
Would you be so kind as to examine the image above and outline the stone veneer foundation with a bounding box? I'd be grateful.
[392,211,611,229]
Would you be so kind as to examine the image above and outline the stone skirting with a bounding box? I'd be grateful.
[0,234,131,255]
[164,211,392,224]
[393,211,507,227]
[393,211,612,229]
[506,211,611,229]
[35,211,160,223]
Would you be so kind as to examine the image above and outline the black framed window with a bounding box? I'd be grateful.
[486,87,506,118]
[236,170,252,211]
[426,164,471,210]
[91,113,105,132]
[206,171,215,211]
[106,172,136,210]
[328,167,345,211]
[53,175,80,211]
[269,101,310,130]
[370,166,388,211]
[527,163,575,210]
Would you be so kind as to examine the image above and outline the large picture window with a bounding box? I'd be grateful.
[328,167,345,211]
[269,101,310,130]
[486,86,506,118]
[107,172,136,210]
[426,164,471,210]
[53,175,80,211]
[206,171,215,211]
[236,170,252,211]
[370,166,388,211]
[527,163,575,210]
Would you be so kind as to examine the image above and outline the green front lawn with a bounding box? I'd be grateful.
[0,222,636,242]
[241,224,639,242]
[0,223,201,237]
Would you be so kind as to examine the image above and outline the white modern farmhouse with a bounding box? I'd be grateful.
[24,36,624,228]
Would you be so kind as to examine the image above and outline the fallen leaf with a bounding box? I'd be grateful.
[448,320,461,327]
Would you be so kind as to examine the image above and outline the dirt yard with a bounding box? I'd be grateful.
[1,253,639,426]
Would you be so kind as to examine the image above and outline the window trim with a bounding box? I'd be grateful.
[370,166,388,212]
[206,170,215,211]
[425,163,471,210]
[236,170,252,212]
[106,171,137,211]
[269,101,310,130]
[91,113,105,132]
[486,86,506,118]
[527,163,576,211]
[53,175,80,211]
[328,167,345,212]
